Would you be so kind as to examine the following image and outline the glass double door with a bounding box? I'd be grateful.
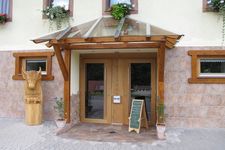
[80,57,156,125]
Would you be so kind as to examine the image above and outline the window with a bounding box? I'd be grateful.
[25,59,47,75]
[12,52,55,81]
[102,0,138,15]
[0,0,13,21]
[188,50,225,84]
[199,59,225,77]
[43,0,73,17]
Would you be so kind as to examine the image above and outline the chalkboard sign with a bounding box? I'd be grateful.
[128,99,148,133]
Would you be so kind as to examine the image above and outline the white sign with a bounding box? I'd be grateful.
[113,96,121,104]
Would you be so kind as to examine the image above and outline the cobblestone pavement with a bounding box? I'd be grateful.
[0,118,225,150]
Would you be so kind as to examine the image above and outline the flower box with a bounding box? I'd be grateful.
[0,13,7,24]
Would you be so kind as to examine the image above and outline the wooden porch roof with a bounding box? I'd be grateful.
[32,17,183,49]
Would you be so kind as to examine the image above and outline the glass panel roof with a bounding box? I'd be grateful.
[32,17,179,43]
[90,17,119,37]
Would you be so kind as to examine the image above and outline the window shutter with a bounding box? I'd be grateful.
[0,0,10,15]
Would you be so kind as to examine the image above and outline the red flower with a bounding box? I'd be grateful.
[0,13,6,17]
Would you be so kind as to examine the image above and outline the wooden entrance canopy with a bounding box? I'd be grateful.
[32,17,183,123]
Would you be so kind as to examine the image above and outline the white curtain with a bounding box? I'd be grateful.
[110,0,131,6]
[0,0,9,14]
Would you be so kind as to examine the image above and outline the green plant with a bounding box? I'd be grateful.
[54,97,64,120]
[157,104,165,124]
[209,0,225,43]
[43,6,70,30]
[0,14,6,24]
[111,3,132,20]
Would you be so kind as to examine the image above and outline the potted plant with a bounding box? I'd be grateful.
[208,0,225,43]
[111,3,132,20]
[156,103,166,140]
[42,6,70,30]
[0,13,6,24]
[54,97,66,128]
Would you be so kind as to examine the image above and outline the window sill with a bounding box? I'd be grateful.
[103,9,138,15]
[12,75,54,81]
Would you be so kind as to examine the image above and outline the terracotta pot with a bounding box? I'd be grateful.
[156,123,166,140]
[55,119,66,128]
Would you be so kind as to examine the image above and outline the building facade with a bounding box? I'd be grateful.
[0,0,224,128]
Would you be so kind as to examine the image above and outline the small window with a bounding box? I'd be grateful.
[188,50,225,84]
[199,59,225,77]
[25,59,47,75]
[103,0,138,15]
[13,51,55,81]
[0,0,13,22]
[43,0,73,17]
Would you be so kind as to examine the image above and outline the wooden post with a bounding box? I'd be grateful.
[53,45,71,123]
[157,42,166,105]
[64,49,71,123]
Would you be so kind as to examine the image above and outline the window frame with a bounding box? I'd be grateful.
[188,50,225,84]
[43,0,74,18]
[102,0,138,15]
[12,51,55,81]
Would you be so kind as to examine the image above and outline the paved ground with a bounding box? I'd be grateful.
[0,118,225,150]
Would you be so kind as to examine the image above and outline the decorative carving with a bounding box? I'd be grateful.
[22,67,43,125]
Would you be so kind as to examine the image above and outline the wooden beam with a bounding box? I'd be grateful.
[53,45,69,81]
[56,26,72,40]
[157,42,166,105]
[64,50,71,123]
[114,17,126,38]
[83,17,102,39]
[146,24,151,37]
[50,35,167,44]
[69,42,160,49]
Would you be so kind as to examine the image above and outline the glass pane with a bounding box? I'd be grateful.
[85,64,104,119]
[26,60,47,75]
[122,18,146,36]
[90,18,119,37]
[67,20,97,38]
[200,59,225,76]
[130,63,151,121]
[110,0,131,6]
[52,0,69,10]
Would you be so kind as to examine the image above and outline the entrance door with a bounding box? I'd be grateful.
[80,59,112,123]
[121,59,156,125]
[80,54,156,125]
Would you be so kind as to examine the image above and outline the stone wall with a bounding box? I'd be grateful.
[70,94,80,124]
[165,47,225,128]
[0,50,64,121]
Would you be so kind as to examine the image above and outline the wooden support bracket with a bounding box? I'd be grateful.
[53,45,69,81]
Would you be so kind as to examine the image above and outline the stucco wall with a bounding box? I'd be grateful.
[165,47,225,128]
[0,50,64,121]
[0,0,222,51]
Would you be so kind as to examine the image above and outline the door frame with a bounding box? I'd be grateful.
[80,53,157,125]
[80,59,112,124]
[123,59,156,125]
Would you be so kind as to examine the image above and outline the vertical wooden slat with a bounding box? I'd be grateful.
[64,50,71,123]
[192,55,198,79]
[157,42,166,105]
